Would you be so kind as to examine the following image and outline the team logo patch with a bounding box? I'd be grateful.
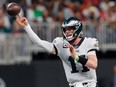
[63,43,68,48]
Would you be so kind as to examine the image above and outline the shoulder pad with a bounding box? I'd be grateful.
[52,37,63,44]
[86,37,99,51]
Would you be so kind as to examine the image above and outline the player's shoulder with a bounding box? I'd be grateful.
[85,37,98,43]
[54,37,63,40]
[85,37,99,50]
[52,37,63,44]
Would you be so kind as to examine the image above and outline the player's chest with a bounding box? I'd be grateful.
[60,44,87,60]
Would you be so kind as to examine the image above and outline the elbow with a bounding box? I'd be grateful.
[92,64,97,69]
[91,62,98,69]
[86,57,98,69]
[85,62,98,70]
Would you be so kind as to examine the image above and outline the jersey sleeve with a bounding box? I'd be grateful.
[87,38,99,55]
[52,37,62,56]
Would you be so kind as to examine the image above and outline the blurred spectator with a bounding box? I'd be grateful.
[44,0,54,18]
[18,0,28,17]
[56,9,65,24]
[104,1,116,43]
[36,0,46,12]
[82,1,100,19]
[85,11,99,38]
[66,1,76,12]
[83,0,100,7]
[0,0,115,44]
[25,0,32,7]
[42,8,54,23]
[0,4,11,59]
[63,1,74,18]
[0,4,11,33]
[99,0,110,13]
[74,9,84,21]
[52,0,63,18]
[0,0,7,5]
[27,0,43,23]
[106,1,116,29]
[40,8,54,41]
[53,0,74,19]
[99,7,108,22]
[91,0,100,7]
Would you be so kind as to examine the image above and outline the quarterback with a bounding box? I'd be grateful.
[16,16,99,87]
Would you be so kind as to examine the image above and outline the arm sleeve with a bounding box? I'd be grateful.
[24,24,54,53]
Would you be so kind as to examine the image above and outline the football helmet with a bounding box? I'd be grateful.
[62,17,83,41]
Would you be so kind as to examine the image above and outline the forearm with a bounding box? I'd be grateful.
[24,24,54,53]
[85,57,98,69]
[75,55,98,69]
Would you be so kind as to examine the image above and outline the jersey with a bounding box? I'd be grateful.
[52,37,99,85]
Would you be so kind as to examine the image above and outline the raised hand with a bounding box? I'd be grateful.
[66,44,76,58]
[16,15,28,28]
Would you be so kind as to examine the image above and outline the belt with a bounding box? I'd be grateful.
[82,82,88,85]
[70,86,74,87]
[70,82,88,87]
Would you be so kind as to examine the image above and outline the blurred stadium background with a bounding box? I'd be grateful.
[0,0,116,87]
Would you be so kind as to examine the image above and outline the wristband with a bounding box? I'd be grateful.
[75,55,79,62]
[75,55,88,65]
[78,56,88,65]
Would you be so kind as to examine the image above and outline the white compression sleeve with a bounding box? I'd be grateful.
[24,24,54,53]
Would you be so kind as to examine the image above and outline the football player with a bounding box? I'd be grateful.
[16,15,99,87]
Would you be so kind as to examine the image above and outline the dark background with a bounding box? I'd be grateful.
[0,50,116,87]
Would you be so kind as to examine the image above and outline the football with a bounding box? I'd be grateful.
[6,2,21,16]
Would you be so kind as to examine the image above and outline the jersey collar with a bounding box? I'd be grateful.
[73,37,85,48]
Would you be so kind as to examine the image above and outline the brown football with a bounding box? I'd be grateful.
[6,2,21,16]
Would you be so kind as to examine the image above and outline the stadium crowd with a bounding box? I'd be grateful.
[0,1,116,87]
[0,0,116,43]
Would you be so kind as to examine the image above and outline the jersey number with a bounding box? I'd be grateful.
[68,56,90,73]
